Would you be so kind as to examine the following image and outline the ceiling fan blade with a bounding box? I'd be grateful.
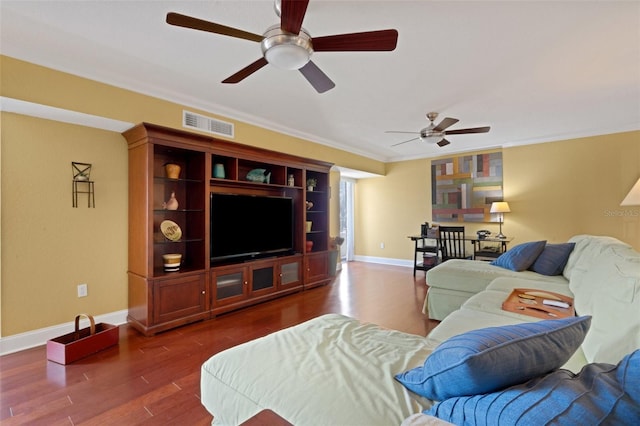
[222,57,269,84]
[445,126,491,135]
[385,131,420,135]
[281,0,309,34]
[391,137,419,147]
[166,12,263,43]
[433,117,459,132]
[299,61,335,93]
[437,138,451,147]
[313,29,398,51]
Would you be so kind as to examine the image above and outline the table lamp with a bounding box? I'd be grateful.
[490,201,511,239]
[621,178,640,206]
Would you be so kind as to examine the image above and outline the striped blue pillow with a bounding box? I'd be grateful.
[425,349,640,425]
[395,316,591,401]
[529,242,575,276]
[490,240,546,271]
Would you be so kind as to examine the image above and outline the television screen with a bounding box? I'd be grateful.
[210,193,294,263]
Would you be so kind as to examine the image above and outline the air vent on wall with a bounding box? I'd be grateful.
[183,110,234,138]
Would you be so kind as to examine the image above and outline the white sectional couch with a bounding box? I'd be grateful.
[199,235,639,425]
[424,261,567,321]
[424,235,640,371]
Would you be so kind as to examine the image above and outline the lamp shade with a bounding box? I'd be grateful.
[620,178,640,206]
[490,201,511,213]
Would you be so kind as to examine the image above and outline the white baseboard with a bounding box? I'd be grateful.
[353,255,413,268]
[0,310,129,356]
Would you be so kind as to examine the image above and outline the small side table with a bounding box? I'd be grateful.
[408,232,440,276]
[467,236,513,261]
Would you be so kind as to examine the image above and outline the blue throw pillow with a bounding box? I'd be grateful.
[490,240,546,271]
[425,349,640,425]
[529,242,575,276]
[395,316,591,401]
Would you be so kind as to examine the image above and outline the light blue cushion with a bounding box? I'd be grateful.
[395,316,591,401]
[529,242,575,276]
[490,240,546,271]
[425,349,640,425]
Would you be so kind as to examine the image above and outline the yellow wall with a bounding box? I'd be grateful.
[1,56,385,176]
[0,56,384,337]
[356,159,429,258]
[355,132,640,259]
[2,55,639,338]
[505,133,639,246]
[2,114,128,335]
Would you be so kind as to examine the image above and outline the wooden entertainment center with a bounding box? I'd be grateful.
[123,123,333,336]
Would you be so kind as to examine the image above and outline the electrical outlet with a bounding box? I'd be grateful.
[380,242,385,249]
[77,283,88,298]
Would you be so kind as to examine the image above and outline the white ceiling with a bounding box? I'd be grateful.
[2,0,639,163]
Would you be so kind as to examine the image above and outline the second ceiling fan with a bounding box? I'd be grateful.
[166,0,398,93]
[387,112,491,147]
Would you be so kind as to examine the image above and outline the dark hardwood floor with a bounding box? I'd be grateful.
[0,262,438,425]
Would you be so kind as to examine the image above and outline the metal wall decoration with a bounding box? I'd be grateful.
[72,162,95,208]
[431,152,503,223]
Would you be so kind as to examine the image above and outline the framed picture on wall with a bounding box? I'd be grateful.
[432,152,504,223]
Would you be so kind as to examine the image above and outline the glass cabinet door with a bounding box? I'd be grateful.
[279,259,302,289]
[215,270,245,301]
[251,265,275,294]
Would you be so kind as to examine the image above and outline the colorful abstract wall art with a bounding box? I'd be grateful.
[431,152,504,223]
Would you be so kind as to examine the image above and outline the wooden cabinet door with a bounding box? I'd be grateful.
[304,252,329,288]
[211,265,249,308]
[153,273,207,325]
[278,257,302,290]
[249,261,277,297]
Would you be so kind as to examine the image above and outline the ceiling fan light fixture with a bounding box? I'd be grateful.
[262,26,313,70]
[265,44,311,69]
[419,129,443,144]
[422,135,443,144]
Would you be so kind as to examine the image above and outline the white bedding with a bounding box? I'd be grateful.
[201,314,437,425]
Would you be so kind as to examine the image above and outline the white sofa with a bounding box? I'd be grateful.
[200,313,443,425]
[425,235,640,371]
[423,235,628,321]
[200,235,640,425]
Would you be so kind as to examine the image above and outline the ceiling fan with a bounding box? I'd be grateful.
[166,0,398,93]
[387,112,491,147]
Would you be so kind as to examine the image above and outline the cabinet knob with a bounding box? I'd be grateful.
[202,290,205,294]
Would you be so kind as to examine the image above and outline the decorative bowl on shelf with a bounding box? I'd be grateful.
[305,240,314,252]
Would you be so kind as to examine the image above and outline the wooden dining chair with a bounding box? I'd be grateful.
[438,226,472,261]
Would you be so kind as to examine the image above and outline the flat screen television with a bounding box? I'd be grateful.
[210,193,294,264]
